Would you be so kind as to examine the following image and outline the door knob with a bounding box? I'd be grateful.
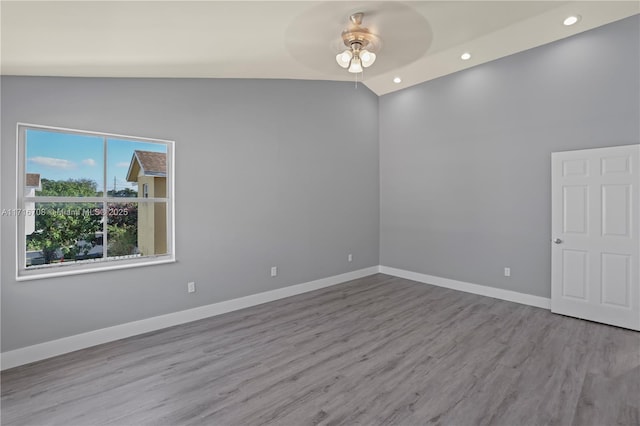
[553,238,562,244]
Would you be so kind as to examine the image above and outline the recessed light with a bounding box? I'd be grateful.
[461,52,471,61]
[393,77,402,84]
[563,15,580,26]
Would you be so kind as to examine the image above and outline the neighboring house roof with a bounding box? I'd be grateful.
[126,151,167,182]
[26,173,41,189]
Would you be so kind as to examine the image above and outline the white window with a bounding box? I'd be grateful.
[16,123,175,280]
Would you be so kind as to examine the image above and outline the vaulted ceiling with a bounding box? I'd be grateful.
[1,1,638,95]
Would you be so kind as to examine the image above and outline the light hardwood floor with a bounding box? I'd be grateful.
[2,273,639,425]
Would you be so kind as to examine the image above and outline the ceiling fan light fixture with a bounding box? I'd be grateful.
[336,12,380,75]
[360,49,376,67]
[348,57,364,73]
[336,50,352,68]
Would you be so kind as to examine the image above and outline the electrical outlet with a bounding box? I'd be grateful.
[504,267,511,277]
[348,253,353,262]
[271,266,278,277]
[187,282,196,293]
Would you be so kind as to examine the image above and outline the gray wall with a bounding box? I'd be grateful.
[1,78,380,352]
[2,16,638,353]
[380,15,640,298]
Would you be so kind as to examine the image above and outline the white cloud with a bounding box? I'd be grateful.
[29,156,75,169]
[82,158,97,166]
[116,161,130,168]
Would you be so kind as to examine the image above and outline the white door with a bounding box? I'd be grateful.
[551,144,639,330]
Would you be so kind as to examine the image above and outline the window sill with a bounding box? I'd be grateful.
[16,255,176,281]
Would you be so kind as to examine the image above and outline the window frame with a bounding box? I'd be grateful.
[16,123,176,281]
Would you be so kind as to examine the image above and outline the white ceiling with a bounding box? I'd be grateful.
[1,1,638,95]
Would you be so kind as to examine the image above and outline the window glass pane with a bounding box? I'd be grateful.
[26,129,104,196]
[107,139,167,198]
[105,201,138,258]
[26,202,103,267]
[109,201,168,257]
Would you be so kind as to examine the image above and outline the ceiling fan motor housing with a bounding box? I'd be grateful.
[341,15,380,52]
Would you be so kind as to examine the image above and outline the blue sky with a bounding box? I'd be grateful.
[26,129,167,193]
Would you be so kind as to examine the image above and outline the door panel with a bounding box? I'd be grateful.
[552,144,639,330]
[562,250,588,299]
[602,184,630,237]
[601,156,630,174]
[601,253,630,307]
[563,159,589,176]
[563,186,588,234]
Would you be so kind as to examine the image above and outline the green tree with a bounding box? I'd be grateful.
[38,178,98,197]
[27,179,102,263]
[107,202,138,256]
[107,188,137,198]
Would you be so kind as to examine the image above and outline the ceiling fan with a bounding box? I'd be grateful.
[335,12,380,74]
[283,2,431,80]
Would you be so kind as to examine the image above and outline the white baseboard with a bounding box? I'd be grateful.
[1,266,379,370]
[379,266,551,310]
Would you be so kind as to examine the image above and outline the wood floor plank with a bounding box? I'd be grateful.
[2,273,638,426]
